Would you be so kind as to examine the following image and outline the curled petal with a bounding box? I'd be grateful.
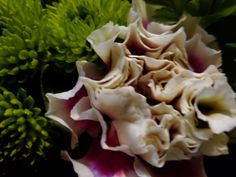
[186,34,221,72]
[147,15,215,45]
[173,66,236,157]
[200,133,229,156]
[62,139,138,177]
[93,87,152,154]
[46,79,86,148]
[176,65,225,114]
[151,103,199,162]
[62,151,94,177]
[129,0,157,27]
[82,43,143,91]
[194,82,236,134]
[183,111,213,141]
[88,86,169,166]
[138,67,193,103]
[87,22,125,65]
[76,61,106,80]
[91,86,151,121]
[123,22,159,55]
[124,22,188,67]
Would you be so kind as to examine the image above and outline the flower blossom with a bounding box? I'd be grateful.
[46,1,236,176]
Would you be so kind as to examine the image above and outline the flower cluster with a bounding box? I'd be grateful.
[46,0,236,176]
[0,87,50,165]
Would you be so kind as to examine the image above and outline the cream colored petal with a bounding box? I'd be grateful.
[123,22,189,69]
[88,86,171,166]
[46,60,102,148]
[85,86,152,155]
[165,137,199,161]
[144,28,188,69]
[82,43,143,92]
[173,15,215,44]
[94,109,132,155]
[92,86,151,121]
[194,83,236,134]
[199,133,229,156]
[186,34,222,72]
[138,67,194,103]
[70,96,91,120]
[62,151,94,177]
[177,79,212,115]
[130,55,173,71]
[76,61,105,80]
[152,104,185,144]
[147,21,177,35]
[124,22,159,55]
[45,78,84,148]
[147,14,215,45]
[146,15,188,35]
[129,0,148,23]
[113,120,155,155]
[151,103,200,161]
[124,20,188,62]
[176,65,224,114]
[129,0,157,25]
[183,111,213,141]
[137,103,199,167]
[87,22,124,65]
[133,158,152,177]
[131,119,169,167]
[131,5,216,47]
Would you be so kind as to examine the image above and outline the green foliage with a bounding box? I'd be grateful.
[0,0,50,82]
[227,43,236,48]
[0,0,131,78]
[46,0,131,66]
[0,87,51,165]
[144,0,236,27]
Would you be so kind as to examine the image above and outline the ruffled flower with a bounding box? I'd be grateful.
[46,1,236,176]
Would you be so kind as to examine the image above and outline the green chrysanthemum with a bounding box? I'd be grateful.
[46,0,131,65]
[0,0,49,82]
[0,87,51,165]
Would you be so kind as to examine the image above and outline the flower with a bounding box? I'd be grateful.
[1,0,236,177]
[46,0,236,176]
[0,87,51,165]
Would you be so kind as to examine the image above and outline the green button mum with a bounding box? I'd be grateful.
[0,87,51,165]
[0,0,49,83]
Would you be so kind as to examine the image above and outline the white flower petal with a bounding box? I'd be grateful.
[62,151,94,177]
[200,133,229,156]
[87,22,124,65]
[195,82,236,134]
[82,43,143,91]
[45,79,84,148]
[186,34,221,72]
[147,15,215,45]
[92,86,151,122]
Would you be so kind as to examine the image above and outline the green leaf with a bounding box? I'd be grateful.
[153,7,181,23]
[227,43,236,48]
[202,4,236,26]
[144,0,236,27]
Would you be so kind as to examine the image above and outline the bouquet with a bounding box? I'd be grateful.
[1,0,236,176]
